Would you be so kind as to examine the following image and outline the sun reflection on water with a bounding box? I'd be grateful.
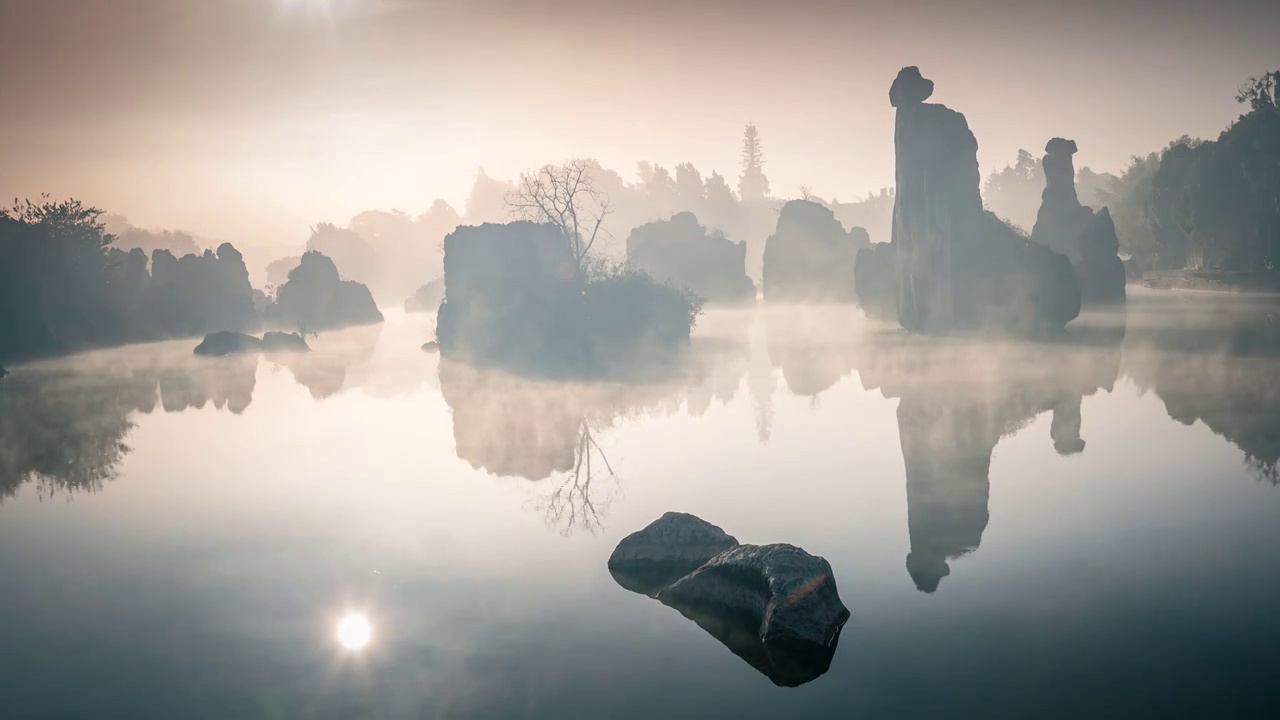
[336,612,373,651]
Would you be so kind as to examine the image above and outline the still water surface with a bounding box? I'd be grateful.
[2,292,1279,718]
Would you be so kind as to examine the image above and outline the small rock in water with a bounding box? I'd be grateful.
[0,366,8,378]
[609,512,849,687]
[608,511,739,595]
[194,331,262,357]
[261,331,310,354]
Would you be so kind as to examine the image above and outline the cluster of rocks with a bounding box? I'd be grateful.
[626,212,756,305]
[1030,138,1127,304]
[762,200,869,303]
[608,511,849,687]
[193,330,311,357]
[855,67,1085,335]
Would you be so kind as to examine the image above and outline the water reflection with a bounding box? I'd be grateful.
[0,344,251,500]
[852,312,1126,593]
[437,312,752,533]
[1122,294,1280,484]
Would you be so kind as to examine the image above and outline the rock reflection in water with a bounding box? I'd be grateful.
[438,313,752,533]
[609,512,850,687]
[0,343,258,500]
[852,310,1126,593]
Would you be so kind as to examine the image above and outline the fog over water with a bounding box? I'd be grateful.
[3,292,1279,717]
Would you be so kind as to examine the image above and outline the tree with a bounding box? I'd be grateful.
[1236,71,1280,112]
[675,162,706,210]
[506,159,614,269]
[738,123,770,202]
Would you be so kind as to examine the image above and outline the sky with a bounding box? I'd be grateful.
[2,0,1277,254]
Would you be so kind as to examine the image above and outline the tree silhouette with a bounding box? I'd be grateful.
[738,123,770,202]
[507,160,614,270]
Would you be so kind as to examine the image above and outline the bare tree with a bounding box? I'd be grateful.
[537,424,619,535]
[506,160,614,269]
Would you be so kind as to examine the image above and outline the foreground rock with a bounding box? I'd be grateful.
[626,212,755,305]
[266,250,383,333]
[762,200,868,303]
[609,512,849,687]
[1030,138,1127,305]
[193,331,262,356]
[0,366,7,379]
[404,278,445,313]
[888,66,1079,334]
[608,512,740,595]
[261,331,310,354]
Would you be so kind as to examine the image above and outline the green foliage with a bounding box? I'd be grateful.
[584,257,705,333]
[0,196,260,363]
[1146,96,1280,271]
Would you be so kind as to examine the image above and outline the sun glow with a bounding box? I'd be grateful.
[336,612,373,651]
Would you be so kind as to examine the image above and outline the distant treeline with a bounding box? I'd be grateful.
[0,199,379,365]
[977,71,1280,274]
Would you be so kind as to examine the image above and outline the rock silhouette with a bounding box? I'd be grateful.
[260,331,310,354]
[404,278,444,313]
[1030,138,1127,305]
[887,66,1080,334]
[853,242,898,321]
[265,250,383,333]
[762,200,868,303]
[626,212,755,305]
[609,512,849,687]
[436,222,697,376]
[194,331,261,356]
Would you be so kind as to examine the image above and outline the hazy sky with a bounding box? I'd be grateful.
[2,0,1277,253]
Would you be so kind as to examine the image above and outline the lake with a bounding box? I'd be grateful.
[2,290,1279,719]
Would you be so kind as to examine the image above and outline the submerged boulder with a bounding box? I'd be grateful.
[889,66,1080,334]
[266,250,383,333]
[193,331,261,356]
[404,278,445,313]
[626,212,755,305]
[608,511,740,595]
[762,200,868,303]
[1030,138,1127,304]
[609,513,849,687]
[261,331,310,354]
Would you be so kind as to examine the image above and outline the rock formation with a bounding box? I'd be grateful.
[436,222,696,376]
[609,512,849,687]
[404,278,444,314]
[260,331,310,354]
[762,200,868,303]
[608,511,740,595]
[436,222,581,368]
[193,331,261,356]
[265,250,383,333]
[1030,138,1127,304]
[853,242,898,320]
[886,66,1080,334]
[626,212,755,305]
